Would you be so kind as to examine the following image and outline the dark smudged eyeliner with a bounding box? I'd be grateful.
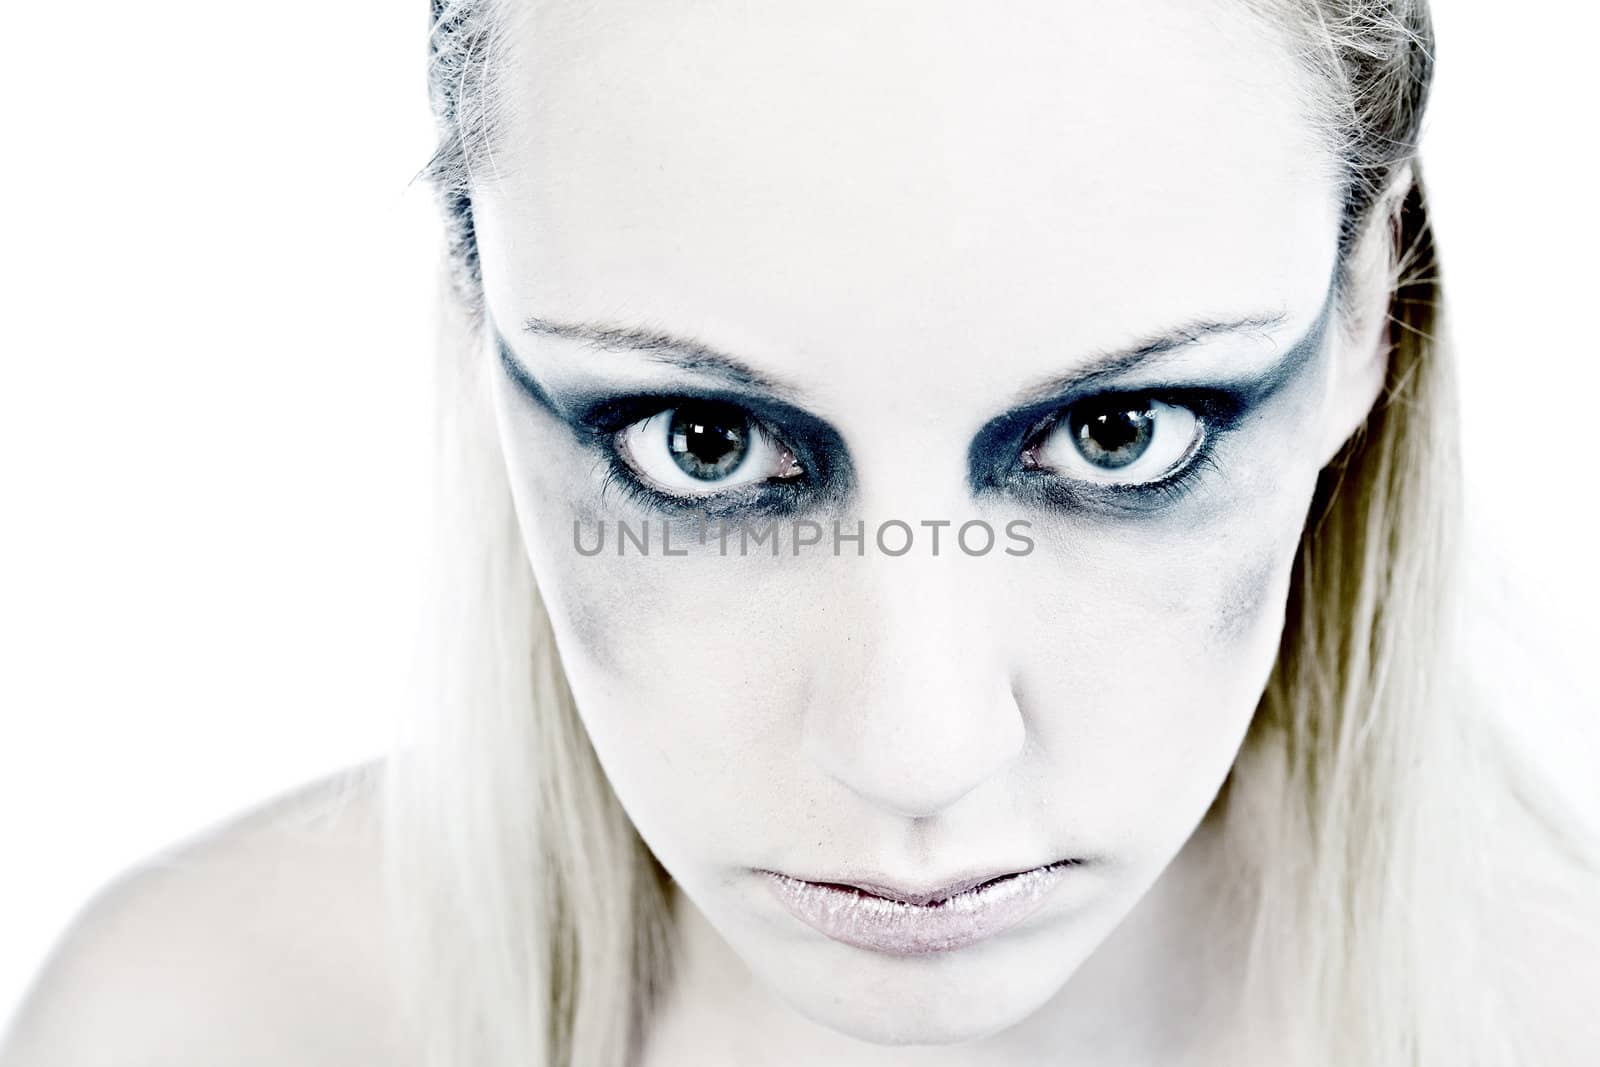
[498,335,565,420]
[570,390,855,520]
[498,332,855,520]
[969,283,1335,515]
[968,386,1240,516]
[495,282,1333,522]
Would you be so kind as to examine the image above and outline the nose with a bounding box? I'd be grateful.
[801,551,1027,819]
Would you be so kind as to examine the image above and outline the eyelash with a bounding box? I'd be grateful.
[1005,388,1238,515]
[594,450,790,518]
[576,387,1240,519]
[1015,425,1222,514]
[573,394,839,519]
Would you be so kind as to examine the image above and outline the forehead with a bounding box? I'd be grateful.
[473,0,1341,403]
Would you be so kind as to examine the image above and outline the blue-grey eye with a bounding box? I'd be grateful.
[617,400,804,496]
[1025,396,1202,485]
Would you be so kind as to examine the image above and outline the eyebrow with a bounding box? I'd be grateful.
[1013,312,1290,401]
[524,315,785,393]
[523,307,1303,402]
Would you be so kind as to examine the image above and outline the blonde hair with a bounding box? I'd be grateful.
[388,2,1599,1063]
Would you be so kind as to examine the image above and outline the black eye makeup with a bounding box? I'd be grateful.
[972,386,1248,515]
[496,334,854,519]
[497,278,1331,524]
[968,283,1335,516]
[563,391,853,519]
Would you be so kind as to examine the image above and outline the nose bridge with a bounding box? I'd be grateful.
[802,550,1026,819]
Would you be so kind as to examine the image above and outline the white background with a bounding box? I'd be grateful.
[1,1,1596,1031]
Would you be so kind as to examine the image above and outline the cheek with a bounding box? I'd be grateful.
[538,551,854,866]
[1005,476,1312,847]
[495,410,832,851]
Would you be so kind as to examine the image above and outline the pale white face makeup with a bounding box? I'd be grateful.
[471,0,1388,1050]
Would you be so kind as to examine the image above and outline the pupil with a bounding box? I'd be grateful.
[668,403,750,481]
[1070,402,1155,469]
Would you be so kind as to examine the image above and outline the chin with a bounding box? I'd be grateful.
[735,922,1089,1047]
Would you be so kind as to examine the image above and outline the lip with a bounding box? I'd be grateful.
[759,859,1082,957]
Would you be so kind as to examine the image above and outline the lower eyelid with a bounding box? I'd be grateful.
[1151,419,1209,483]
[1064,416,1207,488]
[596,439,820,520]
[1016,419,1226,515]
[1096,430,1222,504]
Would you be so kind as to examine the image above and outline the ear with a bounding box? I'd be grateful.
[1315,163,1416,468]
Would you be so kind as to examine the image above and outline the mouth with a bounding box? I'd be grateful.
[758,859,1084,957]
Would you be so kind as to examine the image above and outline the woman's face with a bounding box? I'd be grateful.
[474,0,1385,1046]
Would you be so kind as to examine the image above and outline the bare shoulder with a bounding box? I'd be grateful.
[1,763,415,1067]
